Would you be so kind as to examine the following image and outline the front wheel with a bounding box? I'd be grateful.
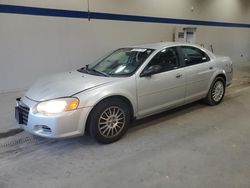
[88,98,131,144]
[204,77,226,106]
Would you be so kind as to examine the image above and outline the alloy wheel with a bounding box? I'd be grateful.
[98,106,126,138]
[212,81,224,102]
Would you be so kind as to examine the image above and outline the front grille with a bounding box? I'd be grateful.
[19,105,30,125]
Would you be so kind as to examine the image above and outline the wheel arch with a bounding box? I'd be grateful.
[84,95,135,133]
[206,70,227,92]
[216,73,226,83]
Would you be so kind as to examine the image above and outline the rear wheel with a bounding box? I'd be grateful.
[88,98,130,144]
[204,77,225,106]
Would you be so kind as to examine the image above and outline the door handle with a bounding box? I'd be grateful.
[176,74,182,78]
[209,67,214,70]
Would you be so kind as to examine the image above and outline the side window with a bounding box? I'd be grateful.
[181,46,210,66]
[146,47,180,74]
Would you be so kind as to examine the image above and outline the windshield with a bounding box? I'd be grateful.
[78,48,154,77]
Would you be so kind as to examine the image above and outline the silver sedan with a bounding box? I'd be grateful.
[15,42,233,143]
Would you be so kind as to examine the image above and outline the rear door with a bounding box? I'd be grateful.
[179,46,216,102]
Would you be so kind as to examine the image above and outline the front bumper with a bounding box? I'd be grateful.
[16,96,92,138]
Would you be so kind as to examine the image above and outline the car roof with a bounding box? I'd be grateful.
[128,41,215,58]
[129,42,202,50]
[129,42,177,50]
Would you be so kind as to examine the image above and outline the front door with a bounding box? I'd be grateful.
[136,47,186,117]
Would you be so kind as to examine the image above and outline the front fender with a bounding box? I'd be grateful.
[74,79,138,117]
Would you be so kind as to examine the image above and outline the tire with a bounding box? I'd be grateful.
[88,98,131,144]
[204,77,226,106]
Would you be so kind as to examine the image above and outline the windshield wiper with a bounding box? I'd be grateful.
[78,65,109,77]
[91,68,110,77]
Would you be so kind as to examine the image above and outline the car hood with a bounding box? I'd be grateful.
[25,71,113,101]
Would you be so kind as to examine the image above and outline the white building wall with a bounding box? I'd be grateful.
[0,0,250,93]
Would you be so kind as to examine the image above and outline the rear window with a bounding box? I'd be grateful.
[180,46,210,66]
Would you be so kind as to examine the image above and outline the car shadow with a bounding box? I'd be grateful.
[130,101,204,132]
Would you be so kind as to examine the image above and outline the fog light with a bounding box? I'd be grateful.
[35,125,52,133]
[42,125,51,133]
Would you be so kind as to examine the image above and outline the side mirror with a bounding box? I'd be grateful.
[140,65,162,77]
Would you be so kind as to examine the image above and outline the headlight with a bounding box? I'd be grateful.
[36,98,79,115]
